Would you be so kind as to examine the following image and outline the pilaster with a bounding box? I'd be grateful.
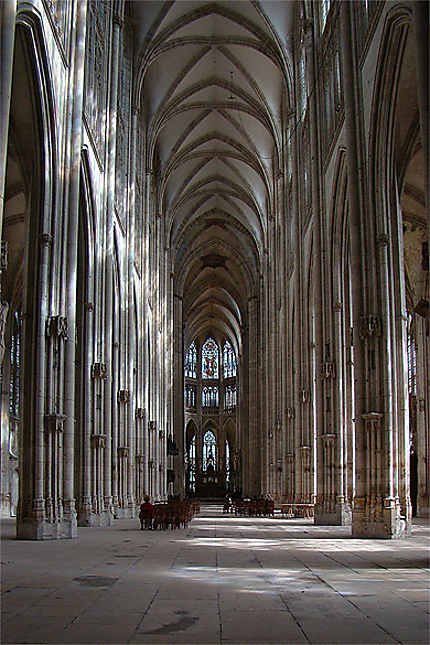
[352,413,409,538]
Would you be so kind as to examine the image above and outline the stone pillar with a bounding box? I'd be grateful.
[173,293,185,498]
[117,389,131,517]
[76,303,94,524]
[135,408,145,501]
[412,3,429,247]
[0,0,17,235]
[247,296,258,496]
[61,0,88,537]
[103,9,122,517]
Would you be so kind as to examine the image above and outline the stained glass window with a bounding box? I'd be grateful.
[225,440,230,483]
[9,310,21,417]
[223,340,236,378]
[185,385,196,408]
[224,385,236,409]
[202,337,219,379]
[203,430,217,471]
[202,386,219,407]
[185,341,197,378]
[407,313,417,396]
[188,435,196,493]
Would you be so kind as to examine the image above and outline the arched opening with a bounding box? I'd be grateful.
[1,20,54,536]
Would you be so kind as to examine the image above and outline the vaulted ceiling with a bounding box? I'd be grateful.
[132,1,295,354]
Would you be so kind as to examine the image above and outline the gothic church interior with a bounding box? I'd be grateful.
[0,0,429,544]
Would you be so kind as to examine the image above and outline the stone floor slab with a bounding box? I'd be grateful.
[1,508,429,645]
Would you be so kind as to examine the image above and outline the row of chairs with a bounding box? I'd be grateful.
[233,500,275,517]
[142,500,200,530]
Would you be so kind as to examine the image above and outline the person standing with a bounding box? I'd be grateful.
[139,495,154,530]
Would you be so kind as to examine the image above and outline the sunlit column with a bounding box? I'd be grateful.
[61,0,88,537]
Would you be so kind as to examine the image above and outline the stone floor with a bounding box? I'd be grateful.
[1,506,429,645]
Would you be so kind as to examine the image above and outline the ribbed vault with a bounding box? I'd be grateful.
[134,0,293,351]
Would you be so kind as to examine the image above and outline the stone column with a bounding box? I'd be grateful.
[60,0,88,538]
[302,20,326,521]
[127,109,138,513]
[117,389,131,516]
[17,234,52,538]
[77,303,94,525]
[135,408,145,501]
[173,293,184,498]
[0,0,17,235]
[248,295,258,496]
[103,9,122,516]
[412,3,429,247]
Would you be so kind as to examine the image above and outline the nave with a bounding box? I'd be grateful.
[2,505,429,645]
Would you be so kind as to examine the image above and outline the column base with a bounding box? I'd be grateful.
[77,509,114,527]
[16,516,77,540]
[114,506,134,519]
[314,501,352,526]
[352,497,411,538]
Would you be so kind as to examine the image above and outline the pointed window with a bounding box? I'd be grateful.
[225,440,230,483]
[185,341,197,378]
[224,385,236,410]
[203,430,217,471]
[407,313,417,396]
[223,340,236,378]
[9,310,21,417]
[202,386,219,408]
[188,435,196,493]
[202,337,219,379]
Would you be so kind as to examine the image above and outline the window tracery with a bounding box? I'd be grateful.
[203,430,217,472]
[224,385,237,410]
[188,435,196,493]
[185,341,197,378]
[9,311,21,418]
[202,337,219,379]
[202,386,219,408]
[185,384,196,408]
[223,340,236,378]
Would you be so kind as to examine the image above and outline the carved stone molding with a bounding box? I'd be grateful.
[44,414,66,433]
[287,407,295,420]
[321,433,336,443]
[300,389,309,404]
[149,421,156,432]
[1,241,8,271]
[362,412,383,425]
[118,446,129,458]
[135,455,145,464]
[40,233,53,247]
[91,434,106,448]
[91,362,108,379]
[359,315,381,340]
[117,389,130,404]
[135,407,144,419]
[321,361,336,379]
[46,315,68,339]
